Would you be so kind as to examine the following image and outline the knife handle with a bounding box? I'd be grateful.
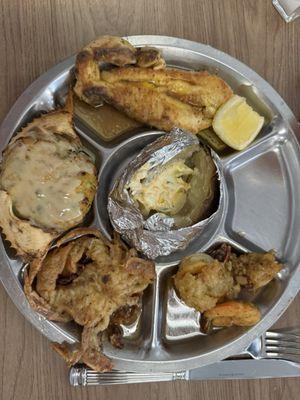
[69,365,189,386]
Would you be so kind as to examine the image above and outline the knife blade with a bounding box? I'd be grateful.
[188,359,300,380]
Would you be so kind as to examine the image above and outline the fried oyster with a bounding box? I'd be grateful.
[74,36,233,134]
[174,253,237,313]
[0,96,97,259]
[24,228,155,372]
[174,245,282,329]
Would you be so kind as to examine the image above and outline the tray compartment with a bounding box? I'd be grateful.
[223,132,295,258]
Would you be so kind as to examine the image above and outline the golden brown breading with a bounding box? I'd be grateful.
[74,36,233,134]
[230,251,282,290]
[174,254,235,313]
[202,300,261,330]
[24,228,155,372]
[0,191,57,259]
[174,246,282,330]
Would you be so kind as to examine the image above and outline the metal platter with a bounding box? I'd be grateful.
[0,36,300,373]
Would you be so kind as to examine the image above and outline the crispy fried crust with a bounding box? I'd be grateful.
[0,190,57,259]
[24,228,101,320]
[174,246,282,330]
[174,254,235,313]
[202,300,261,329]
[231,251,282,290]
[24,228,155,372]
[74,36,233,133]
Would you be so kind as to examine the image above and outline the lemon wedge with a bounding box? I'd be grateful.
[212,95,264,150]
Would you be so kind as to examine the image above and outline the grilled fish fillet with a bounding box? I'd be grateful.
[74,36,233,133]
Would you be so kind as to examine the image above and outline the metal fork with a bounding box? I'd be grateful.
[69,328,300,386]
[246,328,300,363]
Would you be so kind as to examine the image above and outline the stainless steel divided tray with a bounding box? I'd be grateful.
[0,36,300,373]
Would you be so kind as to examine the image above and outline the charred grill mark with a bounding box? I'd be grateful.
[83,86,110,105]
[77,50,91,63]
[93,47,136,66]
[136,48,160,66]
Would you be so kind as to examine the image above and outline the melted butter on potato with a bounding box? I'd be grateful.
[127,159,194,216]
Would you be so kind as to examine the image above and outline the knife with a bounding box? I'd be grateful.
[69,359,300,386]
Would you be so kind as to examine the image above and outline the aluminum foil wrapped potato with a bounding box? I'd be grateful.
[0,95,97,259]
[108,128,222,258]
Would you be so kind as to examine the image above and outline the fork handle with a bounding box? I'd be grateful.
[69,365,189,386]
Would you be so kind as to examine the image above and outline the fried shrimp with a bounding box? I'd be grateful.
[174,245,282,329]
[174,254,235,312]
[202,300,261,330]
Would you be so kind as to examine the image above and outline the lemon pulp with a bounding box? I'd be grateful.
[212,95,264,150]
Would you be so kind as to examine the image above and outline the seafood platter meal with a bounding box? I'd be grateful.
[0,35,300,373]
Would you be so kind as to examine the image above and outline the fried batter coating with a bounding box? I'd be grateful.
[230,251,282,290]
[202,301,261,329]
[74,36,233,134]
[24,228,155,372]
[174,254,235,313]
[174,245,282,329]
[107,305,140,349]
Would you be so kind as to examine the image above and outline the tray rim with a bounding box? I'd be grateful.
[0,35,300,372]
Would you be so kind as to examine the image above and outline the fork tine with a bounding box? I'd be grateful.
[265,338,300,349]
[263,330,300,362]
[265,352,300,363]
[266,331,300,341]
[266,345,300,355]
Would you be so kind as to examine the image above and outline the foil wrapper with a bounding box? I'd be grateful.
[107,128,223,259]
